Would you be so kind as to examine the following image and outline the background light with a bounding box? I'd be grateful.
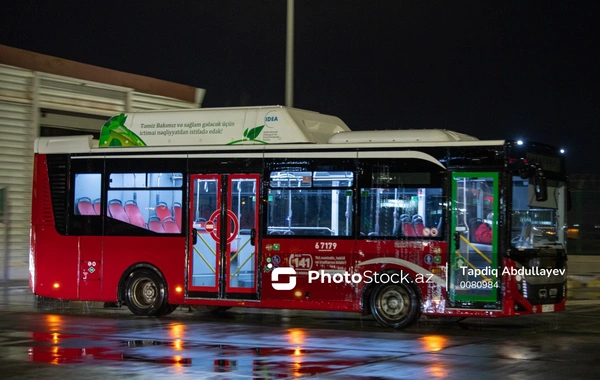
[517,140,524,145]
[560,149,565,154]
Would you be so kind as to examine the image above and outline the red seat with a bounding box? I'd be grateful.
[125,200,146,228]
[76,197,95,216]
[155,202,171,221]
[413,215,425,237]
[108,200,130,223]
[402,223,417,237]
[173,202,182,231]
[93,198,101,215]
[148,216,164,233]
[163,216,180,233]
[400,214,416,237]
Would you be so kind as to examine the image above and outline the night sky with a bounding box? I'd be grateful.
[1,1,598,173]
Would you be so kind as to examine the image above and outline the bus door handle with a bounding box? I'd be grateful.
[454,231,461,251]
[192,228,198,245]
[250,228,256,246]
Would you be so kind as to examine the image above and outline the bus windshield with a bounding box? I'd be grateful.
[511,176,567,249]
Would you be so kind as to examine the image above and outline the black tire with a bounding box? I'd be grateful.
[158,303,178,316]
[370,280,420,329]
[124,269,167,316]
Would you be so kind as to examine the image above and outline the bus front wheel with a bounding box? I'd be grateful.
[124,269,168,317]
[370,281,420,329]
[158,303,178,316]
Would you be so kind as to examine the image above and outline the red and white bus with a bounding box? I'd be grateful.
[30,106,568,329]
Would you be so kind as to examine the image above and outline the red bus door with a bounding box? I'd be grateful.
[188,174,259,300]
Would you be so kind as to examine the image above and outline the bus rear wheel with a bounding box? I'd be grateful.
[370,281,420,329]
[124,269,167,316]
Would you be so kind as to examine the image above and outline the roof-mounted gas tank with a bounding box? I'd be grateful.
[328,129,479,144]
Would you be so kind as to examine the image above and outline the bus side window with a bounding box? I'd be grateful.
[105,172,183,234]
[74,173,102,216]
[360,187,443,238]
[266,170,353,237]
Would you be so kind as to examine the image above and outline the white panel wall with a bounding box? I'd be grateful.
[0,65,35,279]
[0,63,200,280]
[38,73,129,116]
[131,91,200,111]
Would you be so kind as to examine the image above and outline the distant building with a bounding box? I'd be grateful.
[0,45,205,279]
[567,174,600,255]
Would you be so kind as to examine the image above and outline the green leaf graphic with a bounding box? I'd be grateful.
[246,125,264,140]
[99,113,147,147]
[102,114,127,131]
[243,128,248,138]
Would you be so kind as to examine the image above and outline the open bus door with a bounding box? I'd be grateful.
[449,172,500,306]
[188,174,260,300]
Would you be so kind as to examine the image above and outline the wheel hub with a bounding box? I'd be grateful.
[142,282,156,301]
[131,278,158,308]
[388,296,400,309]
[382,289,406,318]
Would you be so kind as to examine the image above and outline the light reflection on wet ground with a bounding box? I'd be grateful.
[1,284,600,379]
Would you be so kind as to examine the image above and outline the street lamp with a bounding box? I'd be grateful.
[286,0,294,107]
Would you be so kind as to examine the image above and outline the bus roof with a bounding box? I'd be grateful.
[34,105,508,154]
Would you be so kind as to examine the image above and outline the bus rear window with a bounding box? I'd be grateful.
[74,173,102,216]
